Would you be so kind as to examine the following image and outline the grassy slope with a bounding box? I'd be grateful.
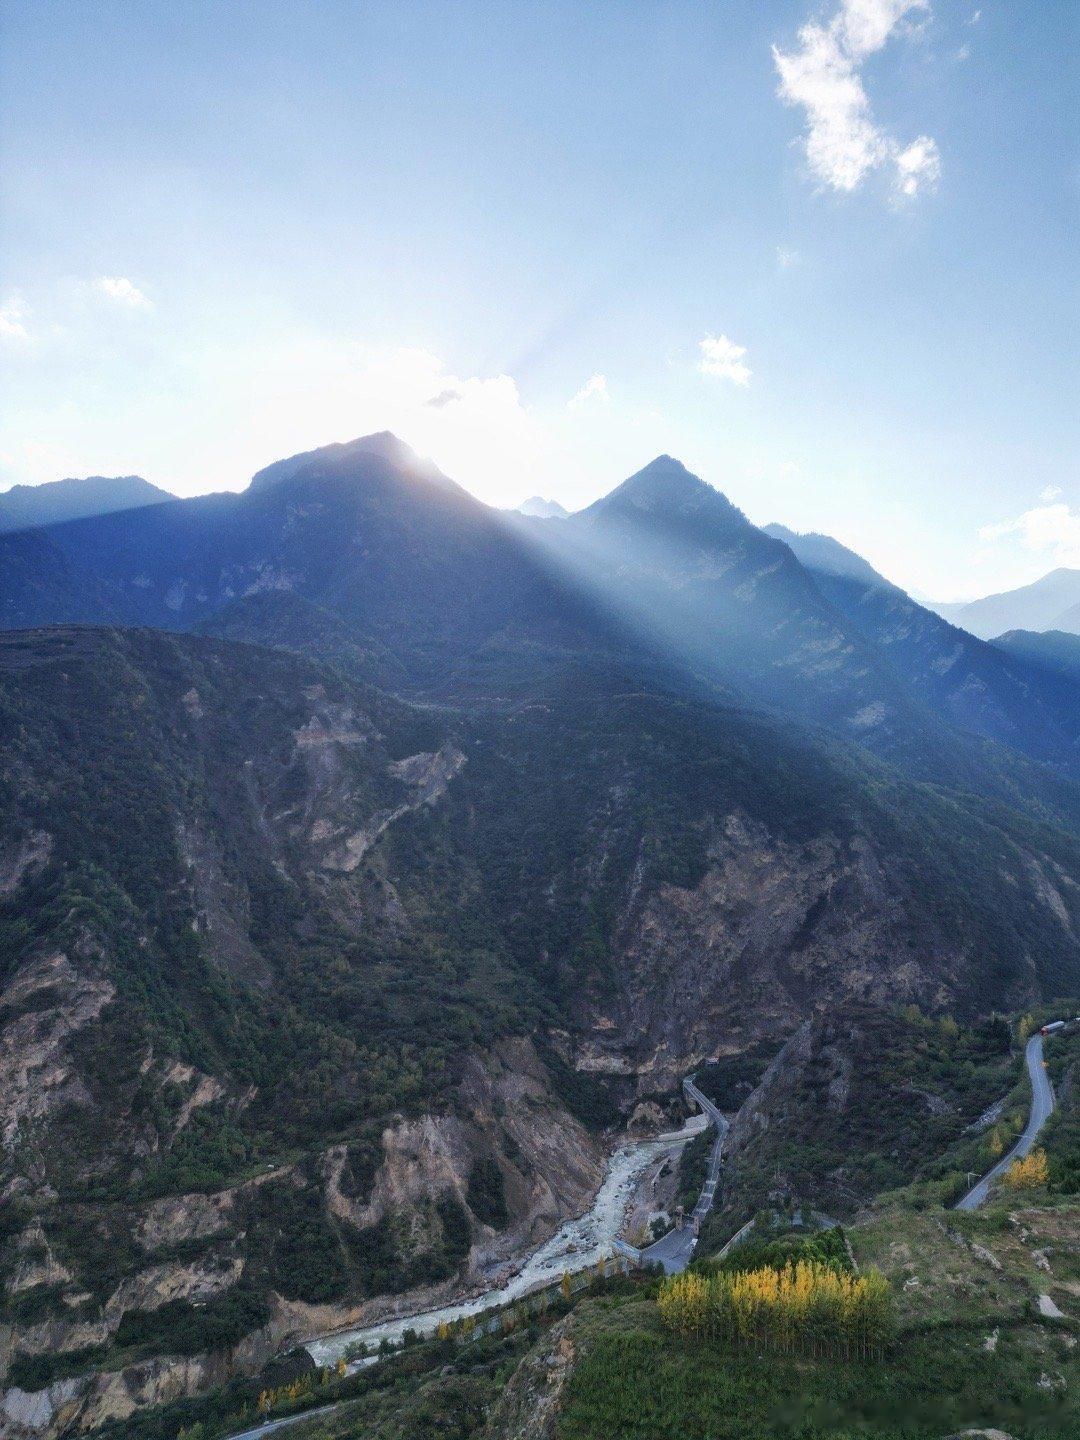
[552,1197,1079,1440]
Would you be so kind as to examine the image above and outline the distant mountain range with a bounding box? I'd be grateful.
[0,472,173,533]
[929,567,1080,639]
[2,437,1077,804]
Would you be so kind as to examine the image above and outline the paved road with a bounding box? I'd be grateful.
[640,1077,729,1273]
[228,1401,345,1440]
[955,1032,1055,1211]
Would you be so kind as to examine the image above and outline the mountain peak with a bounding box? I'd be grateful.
[626,454,707,495]
[247,431,449,494]
[584,454,744,524]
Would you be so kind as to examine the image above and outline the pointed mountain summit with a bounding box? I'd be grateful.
[247,431,453,494]
[583,454,745,524]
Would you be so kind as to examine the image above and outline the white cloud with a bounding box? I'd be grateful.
[699,334,752,386]
[208,343,545,506]
[776,246,801,268]
[0,295,30,342]
[893,136,941,197]
[95,276,152,309]
[1040,484,1063,501]
[773,0,939,199]
[979,503,1080,567]
[567,373,610,410]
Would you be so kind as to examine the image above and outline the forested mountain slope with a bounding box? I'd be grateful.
[2,626,1078,1405]
[993,628,1080,681]
[766,523,1079,777]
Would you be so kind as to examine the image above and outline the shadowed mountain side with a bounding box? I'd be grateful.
[992,628,1080,681]
[0,441,637,695]
[766,523,1080,778]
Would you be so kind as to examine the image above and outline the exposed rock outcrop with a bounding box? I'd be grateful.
[582,811,952,1090]
[486,1316,576,1440]
[0,951,114,1155]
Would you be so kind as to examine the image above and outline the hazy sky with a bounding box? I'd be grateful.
[1,0,1076,599]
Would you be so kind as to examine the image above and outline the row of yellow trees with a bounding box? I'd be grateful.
[657,1261,891,1360]
[256,1359,346,1413]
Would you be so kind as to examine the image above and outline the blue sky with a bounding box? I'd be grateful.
[1,0,1076,599]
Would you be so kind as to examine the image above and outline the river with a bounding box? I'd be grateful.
[306,1114,706,1367]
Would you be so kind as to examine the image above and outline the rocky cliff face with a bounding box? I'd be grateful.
[578,811,951,1092]
[1,1032,602,1439]
[575,797,1078,1098]
[486,1315,577,1440]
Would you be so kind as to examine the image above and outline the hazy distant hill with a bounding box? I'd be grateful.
[0,473,173,533]
[516,495,569,518]
[763,523,884,586]
[930,567,1080,639]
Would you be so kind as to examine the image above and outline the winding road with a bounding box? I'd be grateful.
[955,1032,1055,1211]
[639,1076,728,1274]
[227,1402,344,1440]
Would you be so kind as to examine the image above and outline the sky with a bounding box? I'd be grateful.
[0,0,1076,601]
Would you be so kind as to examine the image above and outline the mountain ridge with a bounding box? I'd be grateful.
[2,436,1078,811]
[929,566,1080,639]
[247,431,455,494]
[0,473,173,533]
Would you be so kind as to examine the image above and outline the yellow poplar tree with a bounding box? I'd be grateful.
[1005,1148,1049,1189]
